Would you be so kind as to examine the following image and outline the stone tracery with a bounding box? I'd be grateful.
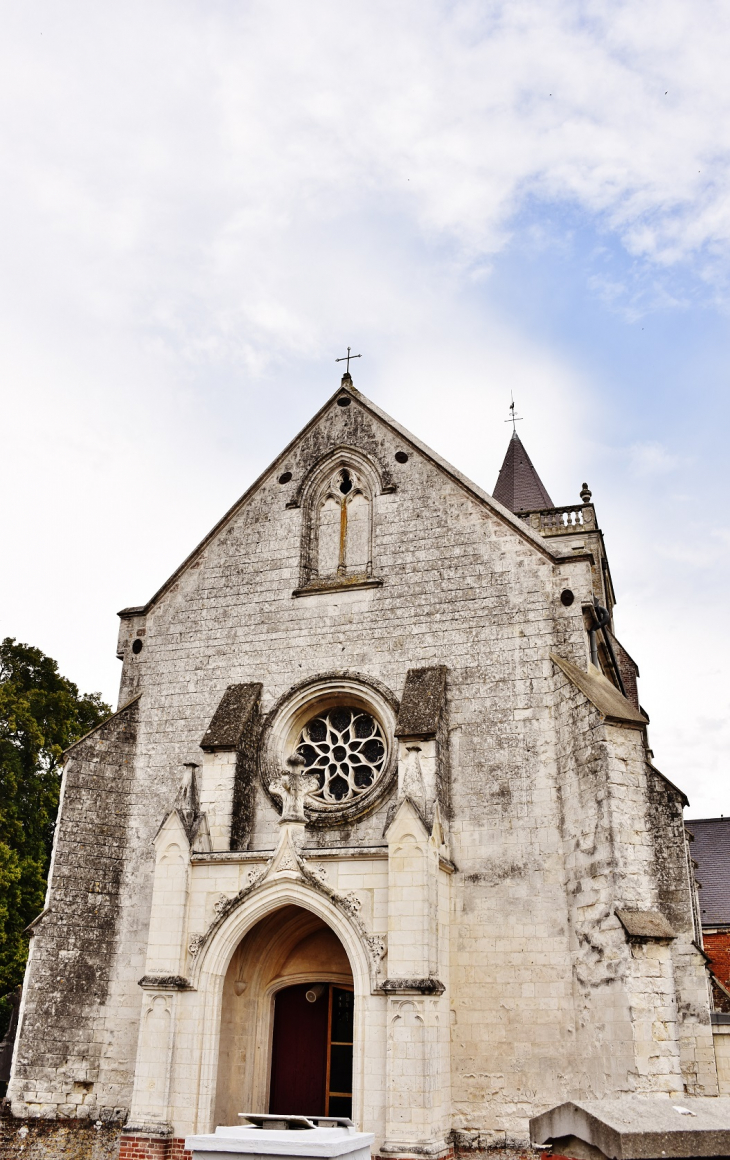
[294,448,387,592]
[316,467,371,579]
[294,705,386,804]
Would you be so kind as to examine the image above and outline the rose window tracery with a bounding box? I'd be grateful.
[294,706,386,804]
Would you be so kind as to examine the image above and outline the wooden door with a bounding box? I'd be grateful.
[326,986,353,1118]
[269,984,353,1118]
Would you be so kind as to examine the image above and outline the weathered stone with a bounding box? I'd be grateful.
[616,909,677,940]
[0,1104,122,1160]
[394,667,447,738]
[550,653,648,726]
[7,380,720,1157]
[200,684,263,750]
[530,1095,730,1158]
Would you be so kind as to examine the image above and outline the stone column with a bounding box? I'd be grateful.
[143,811,192,979]
[126,989,177,1135]
[382,799,450,1158]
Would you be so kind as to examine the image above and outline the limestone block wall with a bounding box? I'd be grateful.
[644,776,717,1094]
[8,699,141,1122]
[198,751,237,851]
[8,386,717,1150]
[552,669,716,1102]
[714,1025,730,1094]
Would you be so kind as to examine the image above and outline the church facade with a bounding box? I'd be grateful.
[7,376,719,1156]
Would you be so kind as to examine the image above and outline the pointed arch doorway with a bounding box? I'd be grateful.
[215,905,354,1126]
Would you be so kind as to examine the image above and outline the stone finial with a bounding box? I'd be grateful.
[580,482,592,504]
[270,754,319,824]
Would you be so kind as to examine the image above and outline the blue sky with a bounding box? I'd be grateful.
[1,0,728,814]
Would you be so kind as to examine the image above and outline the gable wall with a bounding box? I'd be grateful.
[13,395,642,1134]
[105,398,594,1118]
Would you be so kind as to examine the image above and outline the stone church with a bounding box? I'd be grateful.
[6,374,719,1156]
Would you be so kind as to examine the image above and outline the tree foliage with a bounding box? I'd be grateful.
[0,638,111,1029]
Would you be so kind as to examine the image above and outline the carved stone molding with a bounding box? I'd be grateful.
[185,838,387,991]
[188,934,205,957]
[365,935,387,968]
[137,975,193,991]
[380,978,445,995]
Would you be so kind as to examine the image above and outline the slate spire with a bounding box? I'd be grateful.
[492,431,553,513]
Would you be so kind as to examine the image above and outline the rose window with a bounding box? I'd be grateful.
[294,706,386,804]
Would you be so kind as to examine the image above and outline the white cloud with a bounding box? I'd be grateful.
[1,0,729,815]
[628,441,682,476]
[2,0,730,368]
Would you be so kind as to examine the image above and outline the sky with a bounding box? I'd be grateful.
[1,0,729,816]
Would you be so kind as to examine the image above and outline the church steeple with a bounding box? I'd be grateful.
[492,431,553,513]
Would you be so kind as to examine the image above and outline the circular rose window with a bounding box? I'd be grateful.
[294,706,386,804]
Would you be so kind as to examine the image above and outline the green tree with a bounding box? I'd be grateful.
[0,638,111,1036]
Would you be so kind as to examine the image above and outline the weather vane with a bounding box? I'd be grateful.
[336,346,361,375]
[505,393,523,434]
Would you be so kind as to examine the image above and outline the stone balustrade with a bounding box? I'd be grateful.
[518,503,596,536]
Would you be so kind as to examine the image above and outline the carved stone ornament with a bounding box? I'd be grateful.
[188,934,205,957]
[365,935,387,967]
[138,974,192,991]
[276,852,298,873]
[269,755,320,823]
[340,892,362,916]
[185,832,383,992]
[294,706,387,806]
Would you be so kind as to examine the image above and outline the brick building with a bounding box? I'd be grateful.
[5,376,721,1156]
[685,817,730,1092]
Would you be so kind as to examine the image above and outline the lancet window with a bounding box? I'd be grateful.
[313,466,372,581]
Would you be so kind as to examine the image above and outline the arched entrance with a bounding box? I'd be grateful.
[214,905,354,1126]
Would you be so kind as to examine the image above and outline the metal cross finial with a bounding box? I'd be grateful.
[335,346,361,374]
[505,392,523,434]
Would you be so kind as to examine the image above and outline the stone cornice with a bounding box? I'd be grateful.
[380,978,445,995]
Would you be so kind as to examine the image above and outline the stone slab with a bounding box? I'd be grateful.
[200,683,263,749]
[550,654,648,727]
[530,1096,730,1158]
[186,1123,374,1159]
[394,667,447,738]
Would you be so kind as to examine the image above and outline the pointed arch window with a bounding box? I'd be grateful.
[316,467,372,581]
[294,453,388,595]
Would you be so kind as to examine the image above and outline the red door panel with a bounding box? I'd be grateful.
[269,984,329,1116]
